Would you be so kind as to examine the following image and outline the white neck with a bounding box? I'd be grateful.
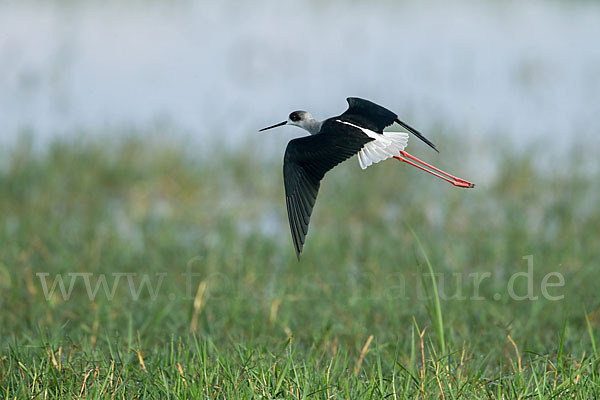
[300,118,322,135]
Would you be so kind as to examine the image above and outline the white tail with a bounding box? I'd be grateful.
[357,131,409,170]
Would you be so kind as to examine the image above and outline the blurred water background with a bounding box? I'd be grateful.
[1,0,599,164]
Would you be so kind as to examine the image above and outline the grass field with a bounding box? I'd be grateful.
[1,134,599,398]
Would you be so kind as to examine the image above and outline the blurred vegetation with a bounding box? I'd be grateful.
[0,134,599,398]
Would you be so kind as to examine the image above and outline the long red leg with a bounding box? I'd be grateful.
[394,150,475,188]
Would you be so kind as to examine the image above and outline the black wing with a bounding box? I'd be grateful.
[283,120,372,259]
[339,97,438,152]
[339,97,397,133]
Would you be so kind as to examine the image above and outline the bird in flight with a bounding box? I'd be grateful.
[260,97,474,259]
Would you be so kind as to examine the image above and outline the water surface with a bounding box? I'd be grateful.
[1,0,599,156]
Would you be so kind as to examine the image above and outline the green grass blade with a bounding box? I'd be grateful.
[407,224,446,356]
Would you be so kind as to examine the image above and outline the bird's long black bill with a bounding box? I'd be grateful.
[259,121,287,131]
[394,118,439,153]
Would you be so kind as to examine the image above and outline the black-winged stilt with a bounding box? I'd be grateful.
[260,97,474,259]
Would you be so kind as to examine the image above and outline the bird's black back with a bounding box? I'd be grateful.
[338,97,398,133]
[339,97,438,152]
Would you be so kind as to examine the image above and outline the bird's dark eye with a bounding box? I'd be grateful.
[289,113,299,122]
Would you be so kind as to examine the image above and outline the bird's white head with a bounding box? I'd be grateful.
[259,111,321,135]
